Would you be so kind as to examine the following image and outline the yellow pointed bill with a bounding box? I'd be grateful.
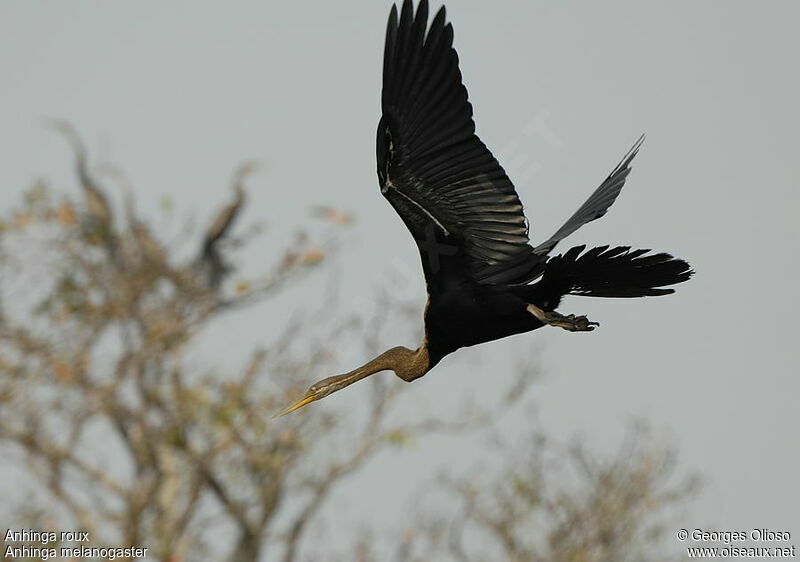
[273,393,317,418]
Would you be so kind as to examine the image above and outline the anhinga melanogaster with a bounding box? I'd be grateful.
[276,0,692,416]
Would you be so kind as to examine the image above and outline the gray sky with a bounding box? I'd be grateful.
[2,0,799,555]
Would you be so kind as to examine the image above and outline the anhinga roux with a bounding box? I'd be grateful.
[275,0,692,417]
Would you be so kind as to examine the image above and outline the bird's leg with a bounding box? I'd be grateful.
[526,303,599,332]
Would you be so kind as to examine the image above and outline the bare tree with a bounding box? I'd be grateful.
[0,128,539,562]
[1,128,699,562]
[367,422,700,562]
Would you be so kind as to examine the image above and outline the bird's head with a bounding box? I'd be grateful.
[273,375,350,418]
[272,345,430,418]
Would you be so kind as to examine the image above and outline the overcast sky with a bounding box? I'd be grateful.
[2,0,799,556]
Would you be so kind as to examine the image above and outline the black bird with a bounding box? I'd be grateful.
[276,0,692,416]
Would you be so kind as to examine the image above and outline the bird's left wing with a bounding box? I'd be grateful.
[377,0,542,286]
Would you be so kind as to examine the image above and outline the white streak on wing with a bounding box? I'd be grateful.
[390,183,450,236]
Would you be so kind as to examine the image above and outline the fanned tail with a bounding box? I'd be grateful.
[535,245,693,300]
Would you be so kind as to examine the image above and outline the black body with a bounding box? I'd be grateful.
[377,1,692,368]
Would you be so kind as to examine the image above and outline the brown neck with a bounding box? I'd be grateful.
[383,343,430,382]
[338,343,430,388]
[274,342,433,416]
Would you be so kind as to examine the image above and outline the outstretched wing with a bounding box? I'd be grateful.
[532,135,645,255]
[378,0,541,287]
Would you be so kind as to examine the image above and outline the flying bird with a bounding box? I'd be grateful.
[276,0,692,417]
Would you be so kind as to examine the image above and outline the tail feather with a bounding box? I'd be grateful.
[537,244,693,299]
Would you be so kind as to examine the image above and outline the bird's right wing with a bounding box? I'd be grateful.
[532,135,644,255]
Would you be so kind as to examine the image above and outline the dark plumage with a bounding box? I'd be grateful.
[275,0,692,417]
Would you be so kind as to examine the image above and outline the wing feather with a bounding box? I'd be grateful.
[377,1,643,289]
[378,0,540,287]
[532,135,645,255]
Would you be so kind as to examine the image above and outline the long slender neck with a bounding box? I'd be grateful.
[338,343,430,388]
[275,343,433,416]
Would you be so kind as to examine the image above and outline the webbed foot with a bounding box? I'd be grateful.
[526,304,599,332]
